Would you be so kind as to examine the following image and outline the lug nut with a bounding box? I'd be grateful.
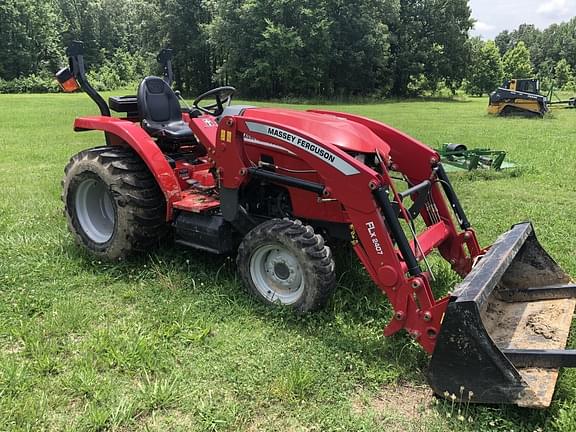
[411,280,421,290]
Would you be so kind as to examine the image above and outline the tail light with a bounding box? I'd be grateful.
[55,67,80,93]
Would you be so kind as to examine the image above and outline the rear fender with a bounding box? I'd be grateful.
[73,116,181,220]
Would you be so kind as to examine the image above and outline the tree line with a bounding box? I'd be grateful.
[466,21,576,96]
[1,0,575,98]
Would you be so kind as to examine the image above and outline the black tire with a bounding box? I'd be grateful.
[62,146,167,260]
[237,218,336,313]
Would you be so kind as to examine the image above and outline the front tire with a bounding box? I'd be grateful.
[62,146,167,260]
[237,219,336,313]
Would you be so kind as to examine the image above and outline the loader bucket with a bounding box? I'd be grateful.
[427,222,576,408]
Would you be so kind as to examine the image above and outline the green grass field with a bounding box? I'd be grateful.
[1,92,576,431]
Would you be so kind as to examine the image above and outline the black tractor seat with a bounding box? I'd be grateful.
[137,76,196,144]
[145,119,194,140]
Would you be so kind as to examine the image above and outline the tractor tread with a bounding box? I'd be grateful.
[62,146,168,260]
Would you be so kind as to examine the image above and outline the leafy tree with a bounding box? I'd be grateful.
[499,18,576,80]
[0,0,61,79]
[554,59,575,90]
[4,0,574,99]
[502,41,533,79]
[207,0,334,98]
[424,0,473,94]
[507,24,543,70]
[540,18,576,73]
[161,0,213,95]
[494,30,511,55]
[56,0,103,66]
[389,0,473,96]
[465,39,503,96]
[324,0,393,96]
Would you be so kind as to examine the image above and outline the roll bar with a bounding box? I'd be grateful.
[157,48,174,86]
[66,41,111,117]
[62,41,175,117]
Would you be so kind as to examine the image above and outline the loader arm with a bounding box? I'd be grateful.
[309,110,482,275]
[214,114,481,354]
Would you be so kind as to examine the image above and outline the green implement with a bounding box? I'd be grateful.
[437,143,516,173]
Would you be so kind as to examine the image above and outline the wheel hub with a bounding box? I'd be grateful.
[74,177,115,244]
[250,244,305,304]
[273,262,290,280]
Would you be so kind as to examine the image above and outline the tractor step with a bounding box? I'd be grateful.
[173,190,220,213]
[173,211,237,254]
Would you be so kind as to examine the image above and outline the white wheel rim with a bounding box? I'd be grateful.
[249,243,305,305]
[75,178,115,244]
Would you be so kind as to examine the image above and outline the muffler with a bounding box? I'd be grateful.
[427,222,576,408]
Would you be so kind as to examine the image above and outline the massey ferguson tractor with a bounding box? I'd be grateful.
[56,42,576,408]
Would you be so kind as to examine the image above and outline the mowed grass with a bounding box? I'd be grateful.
[1,91,576,431]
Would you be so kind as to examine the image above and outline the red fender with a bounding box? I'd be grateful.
[74,116,181,220]
[308,110,440,182]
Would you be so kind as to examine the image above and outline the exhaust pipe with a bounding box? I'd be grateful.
[427,222,576,408]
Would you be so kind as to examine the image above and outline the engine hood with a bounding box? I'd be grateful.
[239,108,391,156]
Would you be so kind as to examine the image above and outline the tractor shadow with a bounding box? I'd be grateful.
[65,240,563,427]
[240,247,463,383]
[67,240,455,387]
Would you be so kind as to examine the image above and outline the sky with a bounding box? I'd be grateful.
[469,0,576,39]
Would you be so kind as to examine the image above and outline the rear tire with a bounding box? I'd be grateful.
[237,219,336,313]
[62,146,167,260]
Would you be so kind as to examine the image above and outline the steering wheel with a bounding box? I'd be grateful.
[193,86,236,116]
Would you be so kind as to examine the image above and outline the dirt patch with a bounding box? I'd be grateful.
[483,298,566,346]
[481,296,576,408]
[2,340,24,354]
[482,300,515,344]
[352,382,434,421]
[525,306,562,341]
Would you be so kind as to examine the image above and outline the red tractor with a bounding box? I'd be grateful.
[56,42,576,408]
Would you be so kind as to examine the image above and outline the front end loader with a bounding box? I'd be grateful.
[56,42,576,408]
